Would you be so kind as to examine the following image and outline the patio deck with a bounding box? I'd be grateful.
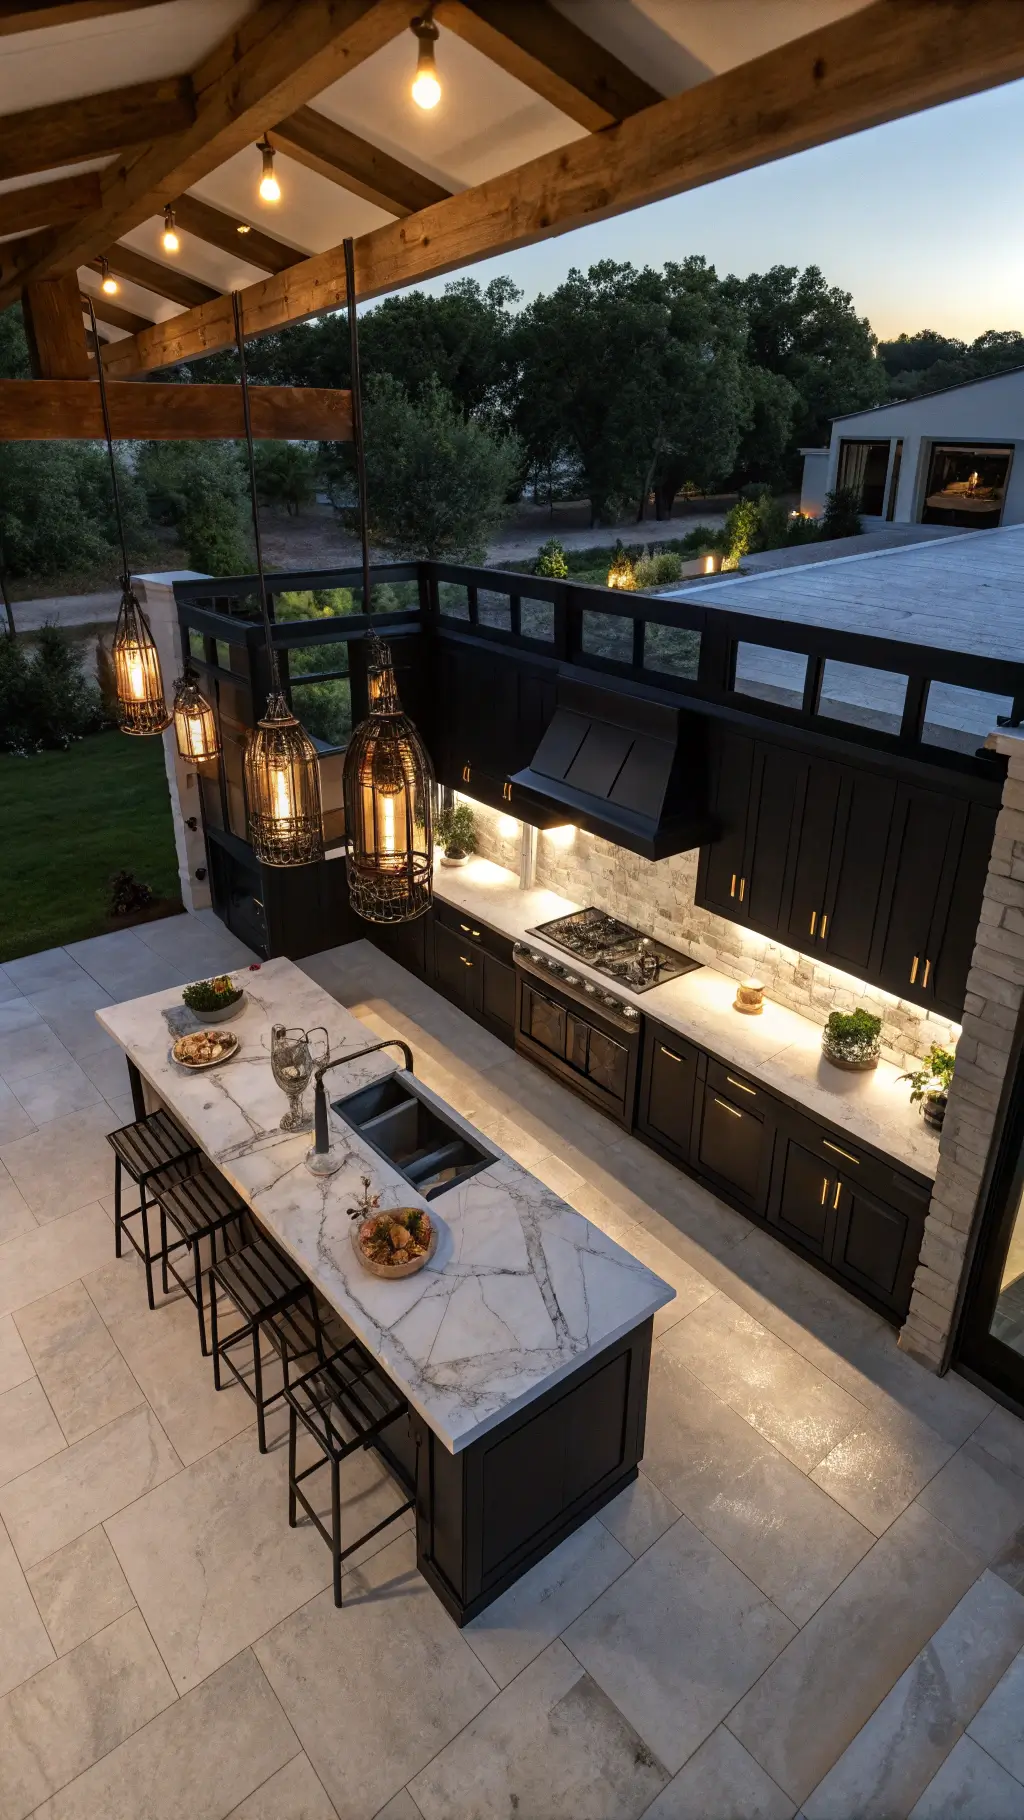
[1,915,1023,1819]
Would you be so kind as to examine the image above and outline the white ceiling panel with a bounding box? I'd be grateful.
[79,265,182,324]
[189,145,393,256]
[0,0,255,116]
[553,0,873,88]
[118,214,284,293]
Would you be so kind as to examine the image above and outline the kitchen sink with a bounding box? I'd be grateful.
[331,1074,496,1199]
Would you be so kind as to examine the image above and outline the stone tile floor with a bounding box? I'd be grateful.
[1,918,1024,1818]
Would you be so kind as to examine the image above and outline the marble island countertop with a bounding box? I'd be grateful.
[97,957,674,1454]
[434,859,941,1182]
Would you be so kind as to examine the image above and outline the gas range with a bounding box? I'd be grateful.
[526,908,702,996]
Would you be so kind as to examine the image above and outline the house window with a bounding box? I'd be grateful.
[836,440,891,515]
[922,443,1012,529]
[885,440,903,520]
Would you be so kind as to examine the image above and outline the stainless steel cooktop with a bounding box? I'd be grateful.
[525,908,701,994]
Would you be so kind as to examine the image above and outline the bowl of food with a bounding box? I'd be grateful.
[171,1029,239,1069]
[181,976,245,1023]
[351,1207,436,1279]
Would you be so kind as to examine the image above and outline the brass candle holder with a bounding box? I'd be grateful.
[733,977,765,1015]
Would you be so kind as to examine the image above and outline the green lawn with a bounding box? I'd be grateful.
[0,733,182,962]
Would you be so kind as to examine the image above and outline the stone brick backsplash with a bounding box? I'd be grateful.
[467,800,958,1068]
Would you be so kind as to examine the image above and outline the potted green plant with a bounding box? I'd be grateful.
[182,974,245,1023]
[900,1044,956,1130]
[821,1008,882,1072]
[436,801,477,868]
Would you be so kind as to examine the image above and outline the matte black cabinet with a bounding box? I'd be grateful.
[693,1062,776,1213]
[768,1131,924,1317]
[638,1027,698,1156]
[875,790,998,1019]
[429,905,517,1046]
[783,764,896,978]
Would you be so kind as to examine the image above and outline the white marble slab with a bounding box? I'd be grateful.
[96,958,674,1454]
[433,859,940,1181]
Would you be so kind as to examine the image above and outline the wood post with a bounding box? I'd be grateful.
[21,273,91,378]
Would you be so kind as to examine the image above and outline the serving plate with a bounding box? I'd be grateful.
[351,1209,438,1279]
[170,1030,240,1070]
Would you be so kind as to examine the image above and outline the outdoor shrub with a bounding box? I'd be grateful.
[535,538,569,579]
[653,550,683,583]
[0,624,105,754]
[360,374,522,561]
[110,870,154,917]
[0,633,35,754]
[137,441,251,575]
[436,801,477,856]
[252,441,319,515]
[720,491,791,567]
[821,486,863,539]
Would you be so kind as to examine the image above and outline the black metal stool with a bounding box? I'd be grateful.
[107,1110,200,1310]
[149,1163,247,1356]
[285,1344,414,1606]
[208,1236,326,1452]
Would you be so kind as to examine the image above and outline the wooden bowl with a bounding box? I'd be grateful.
[351,1210,438,1279]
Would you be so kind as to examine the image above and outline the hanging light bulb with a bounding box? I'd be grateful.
[161,204,179,254]
[410,10,441,109]
[172,667,220,763]
[112,584,172,736]
[343,634,434,923]
[257,138,281,203]
[100,258,118,296]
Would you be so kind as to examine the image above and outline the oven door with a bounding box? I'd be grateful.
[586,1027,629,1101]
[523,985,566,1059]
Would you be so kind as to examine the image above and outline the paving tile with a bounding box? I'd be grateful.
[78,1044,135,1104]
[0,1081,35,1144]
[908,1734,1024,1819]
[63,930,183,996]
[641,1726,796,1820]
[803,1570,1024,1819]
[227,1754,338,1820]
[372,1794,422,1820]
[0,1376,66,1484]
[597,1468,681,1560]
[662,1295,868,1472]
[104,1294,256,1466]
[0,1000,42,1037]
[727,1503,985,1806]
[0,1518,55,1699]
[0,1020,73,1086]
[810,1415,956,1536]
[994,1525,1024,1597]
[917,1440,1024,1561]
[969,1649,1024,1785]
[25,981,116,1059]
[255,1530,498,1820]
[0,1314,33,1394]
[464,1516,631,1688]
[0,1203,112,1318]
[0,1105,117,1221]
[0,1165,37,1246]
[643,1350,872,1624]
[26,1527,136,1657]
[563,1513,795,1775]
[0,1404,180,1568]
[14,1280,143,1444]
[0,1608,176,1819]
[2,949,92,997]
[10,1056,103,1125]
[410,1638,668,1820]
[30,1647,300,1820]
[974,1405,1024,1479]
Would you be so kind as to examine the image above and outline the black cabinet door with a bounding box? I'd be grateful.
[744,743,804,937]
[832,1176,920,1316]
[695,1082,770,1210]
[641,1032,698,1159]
[929,801,998,1020]
[771,1139,838,1261]
[432,921,476,1011]
[876,786,967,1007]
[372,911,428,978]
[698,731,754,919]
[820,769,897,978]
[479,950,516,1040]
[782,762,842,953]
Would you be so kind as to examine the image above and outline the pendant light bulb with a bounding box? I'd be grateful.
[257,139,281,203]
[411,13,440,109]
[161,205,179,254]
[100,258,118,296]
[172,669,220,764]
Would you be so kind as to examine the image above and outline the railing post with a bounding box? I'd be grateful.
[697,619,735,692]
[554,585,583,663]
[900,675,930,746]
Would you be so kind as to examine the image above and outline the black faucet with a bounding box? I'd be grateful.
[311,1039,415,1157]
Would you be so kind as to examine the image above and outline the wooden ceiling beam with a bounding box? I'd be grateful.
[434,0,661,129]
[0,172,101,239]
[90,245,217,309]
[101,0,1024,379]
[0,77,194,182]
[0,0,413,304]
[171,194,304,275]
[81,290,153,335]
[0,1,168,34]
[270,107,451,216]
[0,378,353,440]
[21,271,91,376]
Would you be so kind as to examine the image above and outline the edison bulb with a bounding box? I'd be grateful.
[272,767,293,822]
[126,649,146,702]
[101,274,118,296]
[381,793,396,854]
[161,225,179,253]
[412,65,441,108]
[259,169,281,203]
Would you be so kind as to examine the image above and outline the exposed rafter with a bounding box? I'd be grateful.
[0,378,353,440]
[171,194,304,275]
[435,0,661,129]
[0,172,101,239]
[101,0,1024,380]
[0,0,414,304]
[0,1,167,32]
[90,246,218,310]
[0,78,194,182]
[82,290,153,335]
[270,107,451,216]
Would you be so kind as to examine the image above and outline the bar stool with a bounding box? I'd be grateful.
[208,1235,326,1453]
[107,1110,200,1310]
[149,1163,247,1356]
[285,1343,415,1606]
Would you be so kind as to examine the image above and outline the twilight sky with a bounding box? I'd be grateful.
[416,77,1024,344]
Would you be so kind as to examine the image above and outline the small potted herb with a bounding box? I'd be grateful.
[900,1044,956,1130]
[182,974,245,1023]
[436,802,477,868]
[821,1008,882,1072]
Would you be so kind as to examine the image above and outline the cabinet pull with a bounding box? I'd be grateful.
[714,1097,742,1118]
[460,956,473,968]
[460,923,471,932]
[820,1176,829,1206]
[823,1140,858,1165]
[726,1075,757,1096]
[738,876,746,902]
[730,874,737,898]
[833,1181,842,1210]
[820,913,828,940]
[910,954,919,985]
[503,781,512,802]
[923,958,931,988]
[659,1046,682,1062]
[472,929,481,939]
[462,764,471,783]
[809,910,817,937]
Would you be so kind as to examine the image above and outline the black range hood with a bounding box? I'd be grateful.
[510,676,712,860]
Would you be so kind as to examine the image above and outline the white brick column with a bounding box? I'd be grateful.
[899,727,1024,1369]
[134,571,212,915]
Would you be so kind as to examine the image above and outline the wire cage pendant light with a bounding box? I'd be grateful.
[172,666,220,763]
[344,633,434,923]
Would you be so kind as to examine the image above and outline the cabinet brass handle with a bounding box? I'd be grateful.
[820,1176,828,1206]
[460,957,473,968]
[739,876,746,902]
[660,1046,682,1062]
[824,1140,858,1165]
[714,1097,742,1118]
[472,929,481,939]
[923,958,931,987]
[833,1181,842,1210]
[503,781,512,801]
[809,910,817,937]
[462,764,471,782]
[820,913,828,939]
[460,923,471,932]
[726,1075,756,1096]
[730,874,737,897]
[910,954,919,984]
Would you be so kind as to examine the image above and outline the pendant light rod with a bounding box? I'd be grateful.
[344,237,373,619]
[85,296,131,587]
[231,289,281,688]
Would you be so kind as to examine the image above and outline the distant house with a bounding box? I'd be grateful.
[800,365,1024,530]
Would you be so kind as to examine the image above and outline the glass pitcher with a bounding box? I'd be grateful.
[270,1024,328,1131]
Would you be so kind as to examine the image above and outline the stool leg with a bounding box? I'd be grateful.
[332,1459,342,1608]
[139,1185,156,1312]
[159,1204,170,1297]
[210,1274,222,1388]
[288,1407,298,1528]
[114,1158,123,1258]
[193,1239,208,1357]
[253,1321,267,1453]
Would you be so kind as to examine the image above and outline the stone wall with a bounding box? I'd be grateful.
[900,728,1024,1369]
[467,798,957,1069]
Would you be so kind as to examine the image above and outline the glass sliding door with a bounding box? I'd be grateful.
[957,1012,1024,1410]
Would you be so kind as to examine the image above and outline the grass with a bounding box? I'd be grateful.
[0,732,182,963]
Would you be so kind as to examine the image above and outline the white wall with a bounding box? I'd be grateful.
[799,449,829,517]
[135,571,212,915]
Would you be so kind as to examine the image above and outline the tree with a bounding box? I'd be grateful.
[136,441,251,575]
[360,375,520,561]
[647,258,753,517]
[0,442,149,582]
[253,441,319,515]
[732,365,801,489]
